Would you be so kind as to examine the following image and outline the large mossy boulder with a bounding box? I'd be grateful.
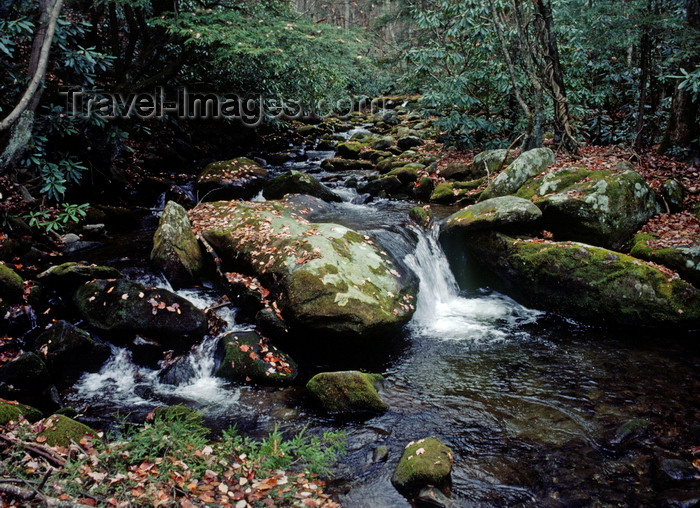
[630,233,700,286]
[37,414,99,447]
[150,201,204,288]
[0,399,42,424]
[391,437,454,493]
[442,196,541,233]
[0,262,24,303]
[262,171,342,203]
[196,158,268,201]
[214,331,297,385]
[37,262,124,290]
[479,147,555,201]
[320,157,374,171]
[189,200,416,336]
[306,371,388,414]
[75,279,207,350]
[460,232,700,329]
[336,141,364,159]
[515,167,659,249]
[33,321,111,384]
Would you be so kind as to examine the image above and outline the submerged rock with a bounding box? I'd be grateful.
[75,279,208,350]
[515,166,659,249]
[33,320,111,384]
[37,262,124,289]
[189,200,416,336]
[480,147,555,201]
[262,170,342,203]
[150,201,204,288]
[196,157,268,201]
[442,196,541,233]
[306,371,388,414]
[460,232,700,329]
[214,330,298,385]
[391,437,454,493]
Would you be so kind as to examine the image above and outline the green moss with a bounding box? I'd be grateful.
[215,331,298,384]
[430,182,455,203]
[306,371,388,414]
[0,262,24,303]
[37,414,99,447]
[0,400,42,424]
[154,405,205,427]
[38,262,124,289]
[391,437,453,492]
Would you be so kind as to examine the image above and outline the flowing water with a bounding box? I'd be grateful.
[63,148,700,507]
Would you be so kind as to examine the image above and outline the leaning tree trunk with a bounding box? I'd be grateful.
[533,0,579,155]
[0,0,64,174]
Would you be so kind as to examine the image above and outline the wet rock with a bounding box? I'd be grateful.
[37,262,124,290]
[661,489,700,508]
[391,437,453,493]
[413,177,435,201]
[480,147,555,200]
[196,157,268,201]
[630,234,700,286]
[442,196,541,233]
[0,262,24,303]
[417,487,453,507]
[131,335,165,367]
[360,175,403,196]
[33,320,111,385]
[0,352,52,402]
[296,124,326,137]
[37,414,99,447]
[336,141,364,159]
[409,206,433,229]
[256,307,289,339]
[306,371,388,414]
[387,166,419,185]
[373,445,389,463]
[0,400,42,424]
[316,138,338,151]
[661,179,684,213]
[430,180,484,205]
[611,418,650,446]
[372,136,396,150]
[75,279,207,350]
[262,170,342,203]
[660,458,697,481]
[459,232,700,329]
[515,166,659,249]
[190,200,416,336]
[150,200,204,288]
[320,157,374,171]
[214,331,298,385]
[159,355,196,385]
[397,136,424,151]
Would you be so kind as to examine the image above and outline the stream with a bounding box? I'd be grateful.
[61,141,700,507]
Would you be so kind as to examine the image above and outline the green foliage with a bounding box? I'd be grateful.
[24,203,89,233]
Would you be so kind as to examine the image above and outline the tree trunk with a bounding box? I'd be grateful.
[634,0,653,148]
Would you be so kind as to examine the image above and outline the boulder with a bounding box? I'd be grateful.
[33,321,111,384]
[154,405,204,426]
[150,201,204,288]
[430,180,483,205]
[630,233,700,286]
[214,330,297,385]
[409,206,433,229]
[442,196,541,233]
[0,400,43,424]
[372,136,396,150]
[387,166,419,185]
[336,141,364,159]
[480,147,555,201]
[74,279,207,350]
[471,149,516,177]
[37,414,99,447]
[397,136,424,151]
[460,232,700,329]
[413,177,435,201]
[0,352,52,402]
[360,175,403,196]
[189,200,416,336]
[320,158,374,171]
[440,163,474,181]
[515,167,659,249]
[661,179,684,213]
[0,262,24,303]
[391,437,454,493]
[262,171,342,203]
[37,262,124,290]
[306,371,388,414]
[196,158,268,201]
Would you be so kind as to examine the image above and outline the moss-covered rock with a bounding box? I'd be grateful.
[306,371,388,414]
[154,405,204,427]
[391,437,454,493]
[409,206,433,229]
[150,201,204,288]
[472,149,516,177]
[429,180,483,205]
[320,157,374,171]
[442,196,541,233]
[360,175,404,197]
[372,136,396,150]
[480,147,555,200]
[413,177,435,201]
[33,320,111,384]
[630,233,700,286]
[0,262,24,303]
[214,331,297,385]
[0,399,42,424]
[387,166,419,185]
[37,414,99,447]
[460,232,700,329]
[37,262,124,290]
[661,179,684,213]
[196,157,268,201]
[515,167,659,249]
[74,279,207,350]
[397,136,424,151]
[190,200,416,336]
[336,141,364,160]
[263,170,342,203]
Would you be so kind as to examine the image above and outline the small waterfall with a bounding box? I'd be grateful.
[404,225,541,342]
